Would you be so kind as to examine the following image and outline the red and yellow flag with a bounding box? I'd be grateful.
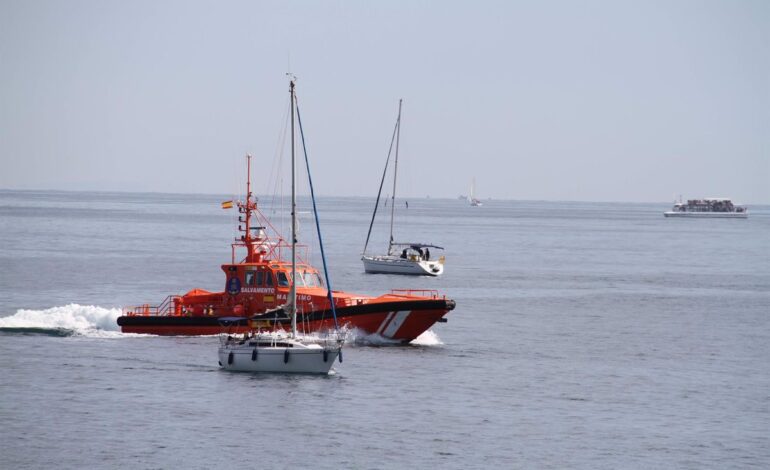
[221,200,234,209]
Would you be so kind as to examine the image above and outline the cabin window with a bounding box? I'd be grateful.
[266,272,274,287]
[277,272,289,287]
[288,272,305,287]
[256,271,264,286]
[303,271,323,288]
[245,271,256,286]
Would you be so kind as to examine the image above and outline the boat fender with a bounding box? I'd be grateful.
[323,350,328,363]
[284,349,290,363]
[338,350,343,363]
[251,348,258,361]
[228,351,234,365]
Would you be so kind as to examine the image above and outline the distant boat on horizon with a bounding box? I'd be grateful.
[468,177,482,206]
[664,197,748,218]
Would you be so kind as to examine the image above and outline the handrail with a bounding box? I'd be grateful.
[123,294,180,316]
[389,289,441,299]
[231,237,311,265]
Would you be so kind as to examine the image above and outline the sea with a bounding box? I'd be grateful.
[1,189,768,469]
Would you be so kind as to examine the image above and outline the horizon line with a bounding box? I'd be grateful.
[0,187,767,206]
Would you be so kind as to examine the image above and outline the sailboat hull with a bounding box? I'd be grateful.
[361,255,443,276]
[219,344,340,374]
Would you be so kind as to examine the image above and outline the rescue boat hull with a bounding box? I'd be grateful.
[118,299,455,342]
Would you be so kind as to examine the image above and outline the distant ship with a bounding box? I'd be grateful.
[664,198,748,218]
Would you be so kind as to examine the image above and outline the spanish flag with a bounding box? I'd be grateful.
[221,200,234,209]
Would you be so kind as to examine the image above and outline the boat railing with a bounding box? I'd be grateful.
[389,289,442,299]
[232,236,310,265]
[123,295,180,316]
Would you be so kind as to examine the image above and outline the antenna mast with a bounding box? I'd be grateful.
[234,154,263,264]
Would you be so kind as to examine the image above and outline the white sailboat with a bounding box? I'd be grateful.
[218,315,343,374]
[361,99,445,276]
[469,177,482,206]
[218,77,343,374]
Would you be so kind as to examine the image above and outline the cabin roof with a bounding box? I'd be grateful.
[391,242,444,249]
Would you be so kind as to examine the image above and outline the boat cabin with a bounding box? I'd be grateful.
[391,243,443,262]
[672,198,745,213]
[222,262,325,293]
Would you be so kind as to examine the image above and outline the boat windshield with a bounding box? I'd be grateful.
[281,272,305,288]
[291,272,306,287]
[303,271,324,288]
[277,268,323,288]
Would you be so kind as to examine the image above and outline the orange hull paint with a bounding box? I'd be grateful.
[118,303,453,342]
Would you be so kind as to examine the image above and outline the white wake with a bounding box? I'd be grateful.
[0,304,124,337]
[345,327,444,346]
[410,329,444,346]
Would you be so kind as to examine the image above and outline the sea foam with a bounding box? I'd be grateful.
[345,327,444,346]
[0,304,123,337]
[410,329,444,346]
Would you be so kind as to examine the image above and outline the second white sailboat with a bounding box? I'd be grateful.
[361,99,445,277]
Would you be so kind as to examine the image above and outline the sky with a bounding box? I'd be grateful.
[1,0,768,203]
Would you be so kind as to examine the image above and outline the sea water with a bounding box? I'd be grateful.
[1,190,768,469]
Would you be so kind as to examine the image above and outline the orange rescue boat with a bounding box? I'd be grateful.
[117,156,455,341]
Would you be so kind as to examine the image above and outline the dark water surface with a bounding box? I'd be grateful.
[1,190,769,469]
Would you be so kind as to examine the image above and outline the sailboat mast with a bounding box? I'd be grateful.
[289,78,297,337]
[388,99,402,253]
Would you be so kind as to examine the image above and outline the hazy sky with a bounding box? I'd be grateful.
[1,0,768,203]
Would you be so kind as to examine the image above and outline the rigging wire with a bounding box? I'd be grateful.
[265,94,291,239]
[362,106,401,255]
[295,98,341,342]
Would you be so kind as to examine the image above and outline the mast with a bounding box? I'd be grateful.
[233,154,262,263]
[289,78,298,337]
[245,155,253,256]
[388,99,402,254]
[362,100,401,256]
